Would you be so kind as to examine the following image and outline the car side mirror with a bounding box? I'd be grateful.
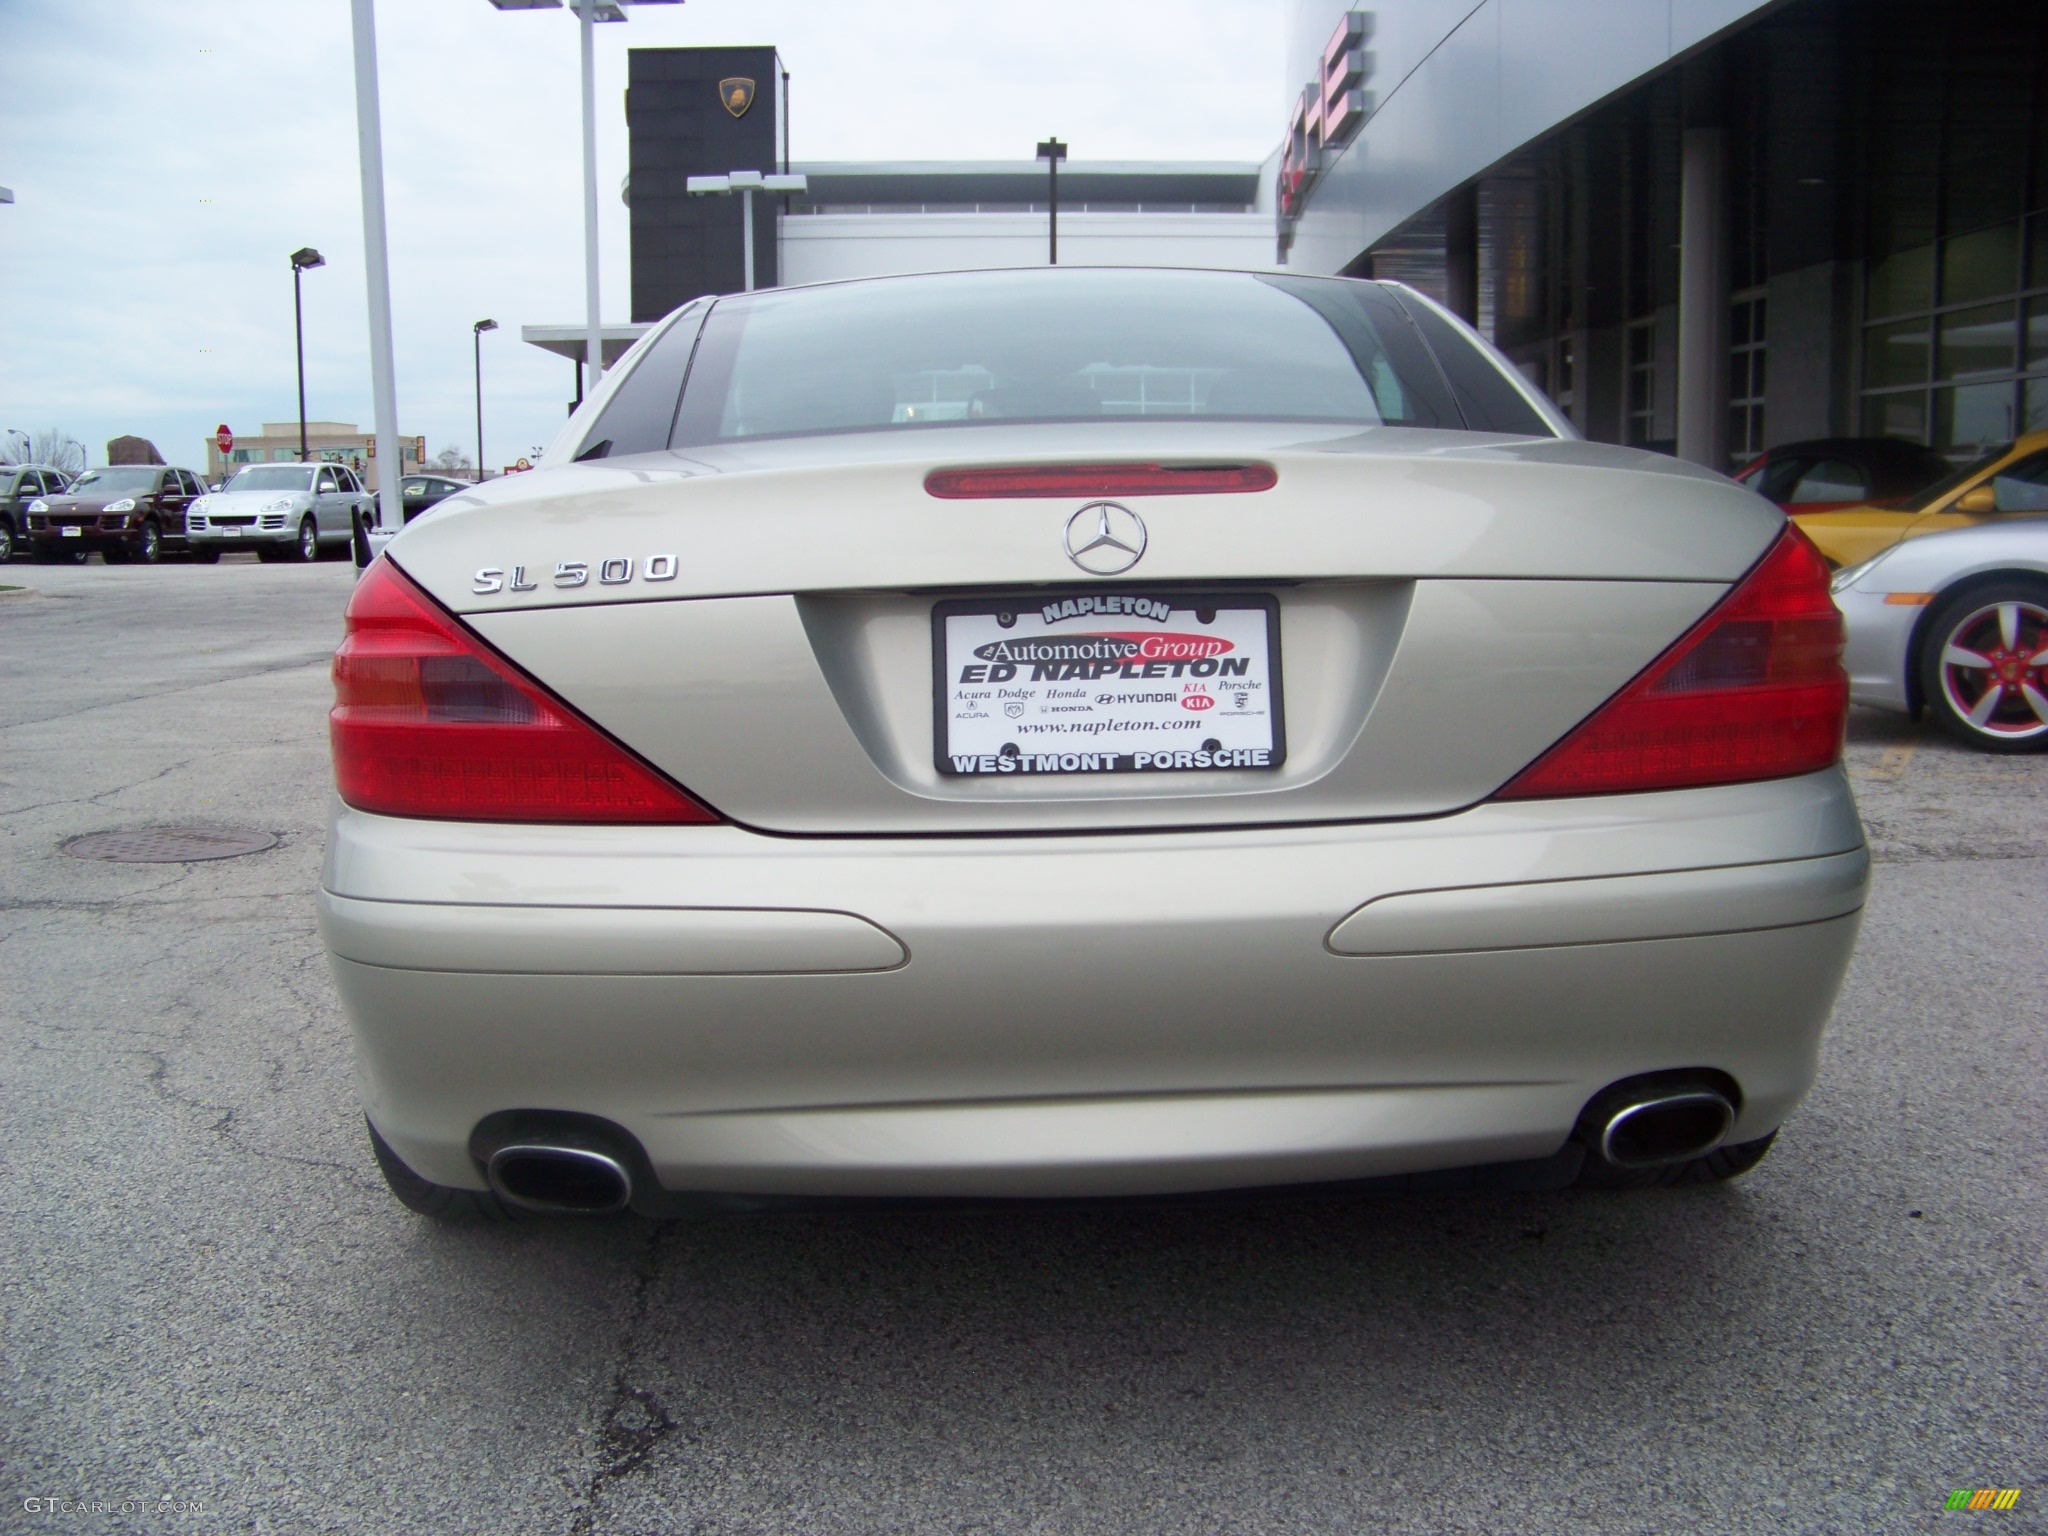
[1954,484,1997,514]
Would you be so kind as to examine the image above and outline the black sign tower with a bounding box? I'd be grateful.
[627,46,785,319]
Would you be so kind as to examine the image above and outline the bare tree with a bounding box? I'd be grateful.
[0,428,86,472]
[432,445,475,475]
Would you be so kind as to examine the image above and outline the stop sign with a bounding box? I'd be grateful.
[215,424,233,455]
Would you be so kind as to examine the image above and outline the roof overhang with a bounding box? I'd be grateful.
[519,323,652,365]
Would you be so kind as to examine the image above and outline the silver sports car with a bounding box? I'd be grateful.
[318,268,1867,1219]
[1832,516,2048,751]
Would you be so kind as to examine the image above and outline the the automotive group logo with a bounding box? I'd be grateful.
[1063,502,1146,574]
[961,631,1246,685]
[971,632,1233,665]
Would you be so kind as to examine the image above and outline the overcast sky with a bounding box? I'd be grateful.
[0,0,1288,477]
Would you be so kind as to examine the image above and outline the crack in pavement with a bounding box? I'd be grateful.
[0,651,334,731]
[0,752,216,819]
[571,1223,677,1536]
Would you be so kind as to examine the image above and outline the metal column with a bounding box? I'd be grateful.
[1676,127,1729,470]
[578,0,603,385]
[348,0,402,537]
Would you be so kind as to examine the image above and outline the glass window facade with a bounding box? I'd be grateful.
[1859,24,2048,456]
[1728,290,1767,467]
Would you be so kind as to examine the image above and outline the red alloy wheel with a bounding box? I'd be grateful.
[1933,595,2048,745]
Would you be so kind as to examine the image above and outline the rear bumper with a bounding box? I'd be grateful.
[186,527,294,547]
[321,769,1868,1198]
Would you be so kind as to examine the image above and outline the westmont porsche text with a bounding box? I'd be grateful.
[947,747,1278,775]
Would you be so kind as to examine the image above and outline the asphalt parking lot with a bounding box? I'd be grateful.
[1,560,2041,1536]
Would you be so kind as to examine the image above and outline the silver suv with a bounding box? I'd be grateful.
[187,462,367,562]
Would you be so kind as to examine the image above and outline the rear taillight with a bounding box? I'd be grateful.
[1494,524,1847,800]
[330,559,719,824]
[924,463,1276,498]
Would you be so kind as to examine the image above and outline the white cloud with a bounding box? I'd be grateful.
[0,0,1286,473]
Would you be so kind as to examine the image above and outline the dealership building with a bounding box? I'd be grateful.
[531,0,2048,471]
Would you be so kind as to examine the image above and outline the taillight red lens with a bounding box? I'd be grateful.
[924,463,1276,498]
[1494,524,1847,800]
[330,558,719,824]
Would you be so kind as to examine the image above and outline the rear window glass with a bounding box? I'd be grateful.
[225,465,318,493]
[672,269,1491,446]
[1391,296,1556,436]
[1788,459,1866,502]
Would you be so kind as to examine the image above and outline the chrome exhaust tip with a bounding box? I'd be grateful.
[1597,1090,1735,1170]
[486,1144,633,1215]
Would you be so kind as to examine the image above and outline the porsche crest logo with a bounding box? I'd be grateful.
[719,77,756,118]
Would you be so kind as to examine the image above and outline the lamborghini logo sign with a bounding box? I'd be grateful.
[719,77,756,118]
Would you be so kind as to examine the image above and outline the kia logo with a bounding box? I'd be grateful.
[1181,693,1215,711]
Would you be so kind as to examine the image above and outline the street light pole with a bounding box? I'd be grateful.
[289,247,325,462]
[348,0,403,552]
[576,0,602,385]
[473,318,498,478]
[1035,138,1066,265]
[686,172,806,293]
[482,2,682,389]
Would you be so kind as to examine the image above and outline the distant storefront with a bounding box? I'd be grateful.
[205,422,425,491]
[522,47,1282,402]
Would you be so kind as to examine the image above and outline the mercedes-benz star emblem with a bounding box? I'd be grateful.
[1063,501,1147,575]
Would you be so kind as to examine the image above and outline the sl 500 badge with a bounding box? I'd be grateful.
[474,553,680,594]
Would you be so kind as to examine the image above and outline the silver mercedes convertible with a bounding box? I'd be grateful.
[318,267,1867,1218]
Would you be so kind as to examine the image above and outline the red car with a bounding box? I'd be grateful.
[1735,437,1952,514]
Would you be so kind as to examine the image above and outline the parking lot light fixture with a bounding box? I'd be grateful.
[1035,138,1066,264]
[687,172,806,292]
[290,248,326,463]
[473,319,498,480]
[482,0,683,385]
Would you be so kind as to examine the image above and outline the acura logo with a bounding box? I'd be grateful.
[1063,502,1147,575]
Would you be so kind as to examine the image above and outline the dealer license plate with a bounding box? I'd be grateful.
[934,592,1284,777]
[222,528,241,537]
[61,526,81,537]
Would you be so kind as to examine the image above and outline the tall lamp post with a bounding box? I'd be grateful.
[472,319,498,479]
[685,172,807,291]
[483,0,682,388]
[289,247,325,461]
[1035,138,1066,265]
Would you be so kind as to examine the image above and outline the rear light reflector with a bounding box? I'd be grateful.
[924,462,1276,498]
[1493,524,1847,800]
[330,558,719,824]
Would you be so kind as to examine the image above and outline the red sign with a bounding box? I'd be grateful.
[215,424,234,455]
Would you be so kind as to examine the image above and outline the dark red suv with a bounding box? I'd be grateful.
[27,466,203,563]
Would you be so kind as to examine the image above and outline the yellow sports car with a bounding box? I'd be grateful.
[1793,429,2048,567]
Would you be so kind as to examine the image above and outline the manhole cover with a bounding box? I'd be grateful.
[61,827,279,863]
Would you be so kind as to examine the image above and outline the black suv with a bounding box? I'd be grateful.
[1,465,73,562]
